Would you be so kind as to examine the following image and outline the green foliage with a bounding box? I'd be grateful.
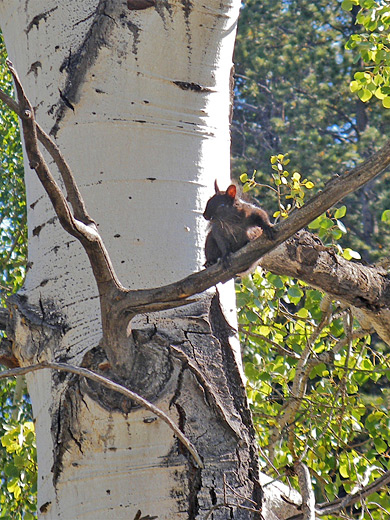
[0,422,37,519]
[241,154,315,219]
[343,0,390,108]
[0,375,36,519]
[308,206,363,259]
[0,32,26,298]
[239,270,390,518]
[238,159,390,517]
[233,0,390,502]
[0,31,35,518]
[233,0,390,262]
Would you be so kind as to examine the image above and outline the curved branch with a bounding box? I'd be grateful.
[0,361,203,469]
[113,138,390,316]
[2,62,390,330]
[260,231,390,344]
[0,82,92,225]
[4,61,124,296]
[317,470,390,516]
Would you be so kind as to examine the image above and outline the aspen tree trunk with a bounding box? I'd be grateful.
[0,2,290,519]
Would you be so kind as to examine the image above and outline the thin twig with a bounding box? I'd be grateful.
[0,74,92,225]
[268,306,332,456]
[238,324,300,358]
[0,361,203,468]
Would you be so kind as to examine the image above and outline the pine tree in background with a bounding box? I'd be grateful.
[233,0,390,260]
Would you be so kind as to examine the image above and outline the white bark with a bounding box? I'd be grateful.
[0,1,252,519]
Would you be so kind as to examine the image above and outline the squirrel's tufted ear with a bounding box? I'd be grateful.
[226,185,237,199]
[214,179,220,194]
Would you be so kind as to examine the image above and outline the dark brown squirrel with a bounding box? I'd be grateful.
[203,180,274,267]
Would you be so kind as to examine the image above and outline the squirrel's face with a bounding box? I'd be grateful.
[203,193,234,221]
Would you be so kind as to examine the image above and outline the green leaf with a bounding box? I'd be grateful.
[245,363,260,381]
[383,96,390,108]
[381,209,390,222]
[267,274,285,289]
[374,438,387,454]
[296,308,309,318]
[334,206,347,219]
[288,286,303,299]
[308,215,324,229]
[4,463,19,478]
[358,89,373,102]
[343,248,361,260]
[339,461,350,478]
[311,363,329,378]
[374,87,387,100]
[341,0,354,10]
[350,80,361,92]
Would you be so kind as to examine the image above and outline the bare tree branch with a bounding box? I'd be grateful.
[317,470,390,516]
[260,231,390,345]
[112,138,390,316]
[0,83,92,224]
[285,468,390,519]
[0,361,203,469]
[295,462,316,520]
[2,63,390,327]
[5,60,124,297]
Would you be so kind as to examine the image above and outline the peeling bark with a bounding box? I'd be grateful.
[261,230,390,343]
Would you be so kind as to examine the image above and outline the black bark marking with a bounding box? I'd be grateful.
[209,487,217,505]
[173,80,211,92]
[122,18,141,56]
[127,0,156,10]
[133,511,158,520]
[188,462,202,520]
[32,216,56,237]
[32,224,44,237]
[39,501,51,513]
[26,7,58,34]
[27,61,42,77]
[50,1,119,136]
[59,89,75,111]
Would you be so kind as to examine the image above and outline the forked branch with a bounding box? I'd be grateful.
[5,60,124,297]
[2,61,390,322]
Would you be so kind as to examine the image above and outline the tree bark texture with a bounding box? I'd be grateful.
[260,231,390,345]
[0,1,267,518]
